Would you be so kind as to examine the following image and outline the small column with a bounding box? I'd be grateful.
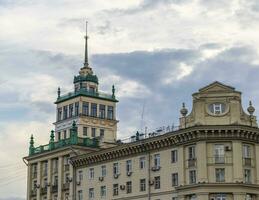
[58,156,64,200]
[232,141,243,182]
[178,146,185,185]
[37,161,41,200]
[197,141,208,182]
[26,164,32,200]
[47,159,52,200]
[255,144,259,184]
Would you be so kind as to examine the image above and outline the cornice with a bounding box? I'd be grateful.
[70,125,259,168]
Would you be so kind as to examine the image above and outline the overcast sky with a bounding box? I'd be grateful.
[1,0,259,199]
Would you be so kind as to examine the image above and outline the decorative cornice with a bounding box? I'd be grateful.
[70,125,259,168]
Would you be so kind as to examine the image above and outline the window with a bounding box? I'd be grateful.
[154,154,160,168]
[209,103,226,114]
[172,173,178,186]
[91,128,96,137]
[78,170,83,181]
[58,132,61,140]
[78,190,83,200]
[100,129,104,138]
[33,180,37,189]
[43,161,48,176]
[107,106,114,119]
[154,176,160,189]
[243,145,251,158]
[100,186,106,197]
[57,108,62,121]
[113,163,119,175]
[89,87,95,93]
[172,198,178,200]
[43,178,47,187]
[63,106,68,120]
[245,194,253,200]
[244,169,251,183]
[82,102,89,116]
[52,159,58,173]
[101,165,106,177]
[215,144,225,163]
[75,102,79,116]
[215,194,226,200]
[65,193,69,200]
[83,127,88,136]
[99,104,106,118]
[126,181,132,193]
[171,150,178,163]
[189,170,196,184]
[89,188,94,199]
[54,176,58,186]
[63,130,67,139]
[140,157,146,169]
[89,168,94,179]
[126,160,132,173]
[215,168,225,182]
[113,184,119,196]
[69,104,73,118]
[189,195,197,200]
[140,179,146,191]
[91,103,97,117]
[188,146,196,159]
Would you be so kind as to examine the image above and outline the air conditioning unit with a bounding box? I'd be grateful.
[225,146,232,151]
[99,177,104,181]
[120,185,125,190]
[127,171,132,176]
[76,181,81,186]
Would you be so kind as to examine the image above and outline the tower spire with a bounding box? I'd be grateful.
[84,21,89,67]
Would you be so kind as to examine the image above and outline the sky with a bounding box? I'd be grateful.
[1,0,259,199]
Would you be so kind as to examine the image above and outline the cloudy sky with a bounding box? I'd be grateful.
[1,0,259,199]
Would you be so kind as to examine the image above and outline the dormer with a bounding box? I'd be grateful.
[179,81,257,128]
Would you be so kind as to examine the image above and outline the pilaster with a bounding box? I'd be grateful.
[197,141,208,182]
[233,193,245,200]
[47,159,52,200]
[232,141,243,182]
[255,144,259,184]
[58,156,64,200]
[178,146,185,185]
[37,161,41,200]
[26,164,31,200]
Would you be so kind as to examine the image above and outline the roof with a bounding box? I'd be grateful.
[198,81,238,93]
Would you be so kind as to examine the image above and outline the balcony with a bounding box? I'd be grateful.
[187,158,197,168]
[30,189,37,197]
[243,158,253,167]
[40,187,47,195]
[51,185,58,193]
[63,182,70,191]
[207,156,233,165]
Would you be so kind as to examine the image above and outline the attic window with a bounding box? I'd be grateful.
[209,103,226,115]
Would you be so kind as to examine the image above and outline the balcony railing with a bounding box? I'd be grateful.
[30,189,37,197]
[187,158,197,168]
[207,156,233,165]
[62,182,70,191]
[51,185,58,193]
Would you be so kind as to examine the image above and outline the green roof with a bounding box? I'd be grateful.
[55,88,118,104]
[74,74,99,84]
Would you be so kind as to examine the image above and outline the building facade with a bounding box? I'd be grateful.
[25,26,259,200]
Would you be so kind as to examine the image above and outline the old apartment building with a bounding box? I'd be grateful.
[24,24,259,200]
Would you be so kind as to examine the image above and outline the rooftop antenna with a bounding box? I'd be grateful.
[84,21,89,67]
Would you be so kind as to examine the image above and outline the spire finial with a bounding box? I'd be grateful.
[84,21,89,67]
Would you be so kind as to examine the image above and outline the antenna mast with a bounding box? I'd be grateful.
[84,21,89,67]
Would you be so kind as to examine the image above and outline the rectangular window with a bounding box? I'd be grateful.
[126,181,132,194]
[75,102,79,116]
[101,165,106,177]
[215,144,225,164]
[89,168,94,179]
[215,168,225,182]
[52,159,58,173]
[140,157,146,169]
[63,106,68,120]
[243,145,251,158]
[140,179,146,191]
[100,186,106,197]
[58,132,61,141]
[171,150,178,163]
[78,170,83,181]
[91,128,96,137]
[83,127,88,136]
[172,173,178,186]
[43,161,48,176]
[57,108,62,121]
[154,176,160,189]
[189,170,196,184]
[54,176,58,186]
[188,146,196,159]
[91,103,97,117]
[89,188,94,199]
[126,160,132,173]
[154,154,160,168]
[113,163,119,175]
[69,104,73,118]
[82,102,89,116]
[99,104,106,118]
[78,190,83,200]
[244,169,251,183]
[63,130,67,139]
[107,106,114,120]
[113,184,119,196]
[100,129,104,137]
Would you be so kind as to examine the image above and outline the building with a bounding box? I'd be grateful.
[24,25,259,200]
